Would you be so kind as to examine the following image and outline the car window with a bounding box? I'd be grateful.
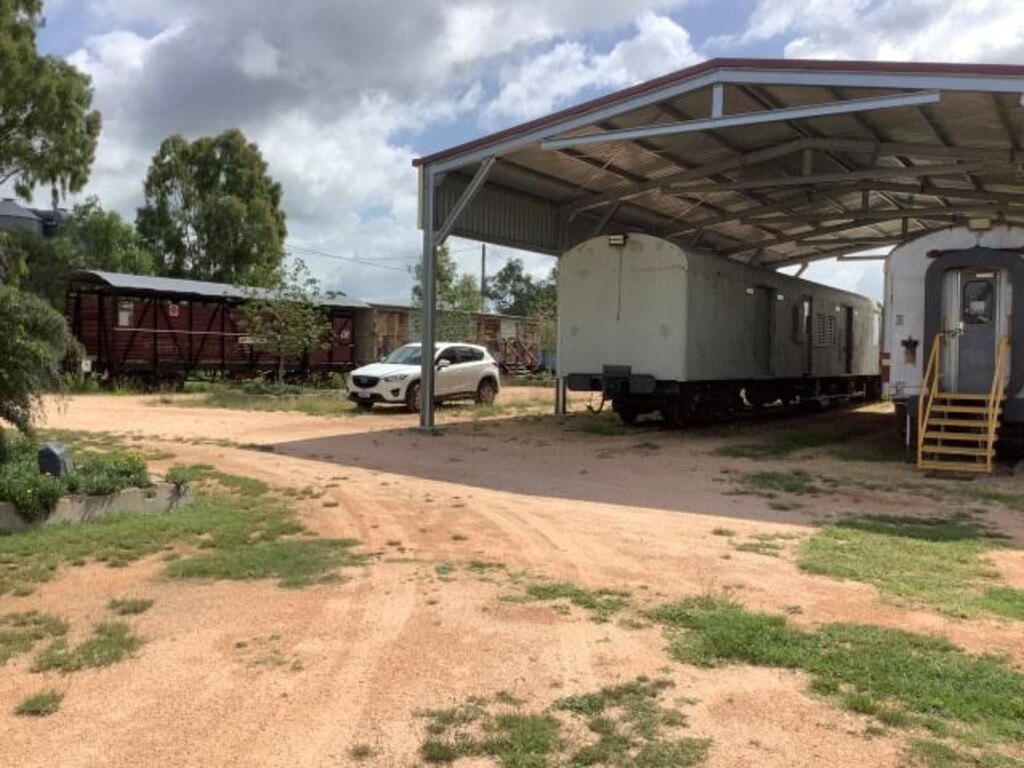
[462,347,484,362]
[436,347,458,364]
[383,345,421,365]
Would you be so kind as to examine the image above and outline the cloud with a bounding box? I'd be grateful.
[485,12,700,123]
[731,0,1024,63]
[43,1,692,302]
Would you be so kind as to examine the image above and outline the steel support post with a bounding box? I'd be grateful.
[419,168,437,430]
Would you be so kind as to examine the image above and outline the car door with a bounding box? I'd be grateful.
[434,346,460,396]
[458,346,486,393]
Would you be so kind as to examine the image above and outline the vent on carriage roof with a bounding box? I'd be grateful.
[69,270,371,309]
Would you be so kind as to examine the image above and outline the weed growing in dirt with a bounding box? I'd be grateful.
[0,612,68,665]
[740,470,822,496]
[418,681,708,767]
[176,390,360,418]
[518,581,631,622]
[714,420,894,461]
[0,469,364,594]
[649,595,1024,748]
[799,515,1024,618]
[164,464,269,497]
[569,412,632,437]
[908,738,1024,768]
[107,598,154,616]
[731,540,782,557]
[32,621,144,672]
[15,689,63,717]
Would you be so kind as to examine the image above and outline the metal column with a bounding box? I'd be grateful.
[419,168,437,430]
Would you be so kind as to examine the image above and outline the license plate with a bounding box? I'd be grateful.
[357,392,371,399]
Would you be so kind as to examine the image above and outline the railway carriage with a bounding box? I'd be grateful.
[559,234,881,425]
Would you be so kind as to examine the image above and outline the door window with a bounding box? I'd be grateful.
[962,280,994,324]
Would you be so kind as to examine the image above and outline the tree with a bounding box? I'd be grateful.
[487,259,558,352]
[410,244,482,313]
[0,285,79,434]
[137,129,286,287]
[1,1,102,204]
[238,261,330,384]
[16,198,154,307]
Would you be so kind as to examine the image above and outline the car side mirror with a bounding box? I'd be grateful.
[436,359,451,369]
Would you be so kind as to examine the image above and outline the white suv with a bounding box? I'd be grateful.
[347,342,501,412]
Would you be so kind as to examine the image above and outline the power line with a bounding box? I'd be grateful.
[285,245,411,273]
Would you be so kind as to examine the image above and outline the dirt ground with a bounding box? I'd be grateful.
[3,390,1023,768]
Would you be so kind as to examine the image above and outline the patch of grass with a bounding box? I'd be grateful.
[714,421,884,460]
[164,464,268,497]
[570,412,631,437]
[347,743,375,761]
[731,540,781,557]
[798,515,1021,618]
[0,472,363,595]
[165,537,362,589]
[15,689,63,717]
[908,738,1024,768]
[740,470,822,496]
[32,621,144,672]
[185,390,358,418]
[0,612,68,665]
[649,595,1024,747]
[522,581,631,621]
[107,597,154,616]
[711,527,735,537]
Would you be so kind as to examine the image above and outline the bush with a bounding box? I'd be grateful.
[0,430,32,464]
[66,453,150,496]
[238,379,305,396]
[0,461,65,522]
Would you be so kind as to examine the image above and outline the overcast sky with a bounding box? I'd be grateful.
[17,0,1024,303]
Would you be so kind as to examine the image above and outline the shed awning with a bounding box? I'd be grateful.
[414,58,1024,268]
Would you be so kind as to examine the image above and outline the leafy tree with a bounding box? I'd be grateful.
[486,259,558,352]
[410,244,482,313]
[0,285,79,434]
[0,1,102,203]
[239,261,331,384]
[16,198,154,307]
[137,129,286,287]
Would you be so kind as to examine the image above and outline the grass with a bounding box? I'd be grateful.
[15,689,64,717]
[107,597,154,616]
[32,621,144,672]
[739,470,822,496]
[649,595,1024,747]
[419,681,708,767]
[908,738,1024,767]
[520,581,631,622]
[569,412,632,437]
[164,464,268,497]
[0,467,364,595]
[0,611,68,665]
[347,743,375,761]
[798,515,1024,619]
[713,418,894,461]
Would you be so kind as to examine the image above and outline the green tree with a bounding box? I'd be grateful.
[16,198,154,307]
[0,1,102,203]
[137,129,286,287]
[410,245,483,341]
[0,284,79,434]
[239,261,331,384]
[487,259,558,352]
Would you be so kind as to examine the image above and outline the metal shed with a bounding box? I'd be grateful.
[412,57,1024,428]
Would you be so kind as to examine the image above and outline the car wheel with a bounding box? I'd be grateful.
[405,381,421,413]
[475,378,497,405]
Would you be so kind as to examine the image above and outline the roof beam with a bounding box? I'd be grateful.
[862,180,1024,205]
[541,90,942,151]
[434,156,495,246]
[727,216,941,257]
[744,205,1008,225]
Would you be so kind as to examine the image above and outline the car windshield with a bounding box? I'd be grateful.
[382,345,422,365]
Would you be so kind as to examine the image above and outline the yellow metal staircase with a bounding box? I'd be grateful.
[917,334,1010,474]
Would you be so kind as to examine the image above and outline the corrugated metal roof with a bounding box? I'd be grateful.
[414,57,1024,267]
[0,199,41,221]
[71,270,370,309]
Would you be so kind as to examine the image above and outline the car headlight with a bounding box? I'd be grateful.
[383,373,409,383]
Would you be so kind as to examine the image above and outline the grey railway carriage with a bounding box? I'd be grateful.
[559,234,881,425]
[883,225,1024,473]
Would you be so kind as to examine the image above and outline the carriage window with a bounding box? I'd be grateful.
[117,300,133,327]
[962,280,993,324]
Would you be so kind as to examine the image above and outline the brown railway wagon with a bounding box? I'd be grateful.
[67,270,368,382]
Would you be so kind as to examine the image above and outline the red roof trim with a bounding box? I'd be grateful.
[413,57,1024,168]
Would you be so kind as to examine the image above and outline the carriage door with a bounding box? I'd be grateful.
[334,315,354,364]
[843,306,855,374]
[942,268,1006,393]
[753,287,773,375]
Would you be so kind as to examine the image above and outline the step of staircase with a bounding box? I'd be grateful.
[933,392,1003,401]
[929,405,1001,415]
[919,459,992,473]
[920,445,993,457]
[922,432,995,442]
[927,419,989,428]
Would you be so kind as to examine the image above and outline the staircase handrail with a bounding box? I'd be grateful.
[984,335,1010,471]
[917,333,946,468]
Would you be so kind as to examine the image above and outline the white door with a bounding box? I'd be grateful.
[433,347,460,396]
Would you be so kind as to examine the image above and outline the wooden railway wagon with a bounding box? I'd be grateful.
[67,270,369,383]
[356,304,541,374]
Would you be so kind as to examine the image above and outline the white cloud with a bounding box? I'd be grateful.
[486,12,700,122]
[732,0,1024,63]
[236,32,283,80]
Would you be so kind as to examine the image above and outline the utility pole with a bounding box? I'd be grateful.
[480,243,487,313]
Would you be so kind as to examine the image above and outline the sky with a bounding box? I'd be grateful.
[15,0,1024,303]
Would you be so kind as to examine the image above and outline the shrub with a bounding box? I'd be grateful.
[66,453,150,496]
[0,461,65,522]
